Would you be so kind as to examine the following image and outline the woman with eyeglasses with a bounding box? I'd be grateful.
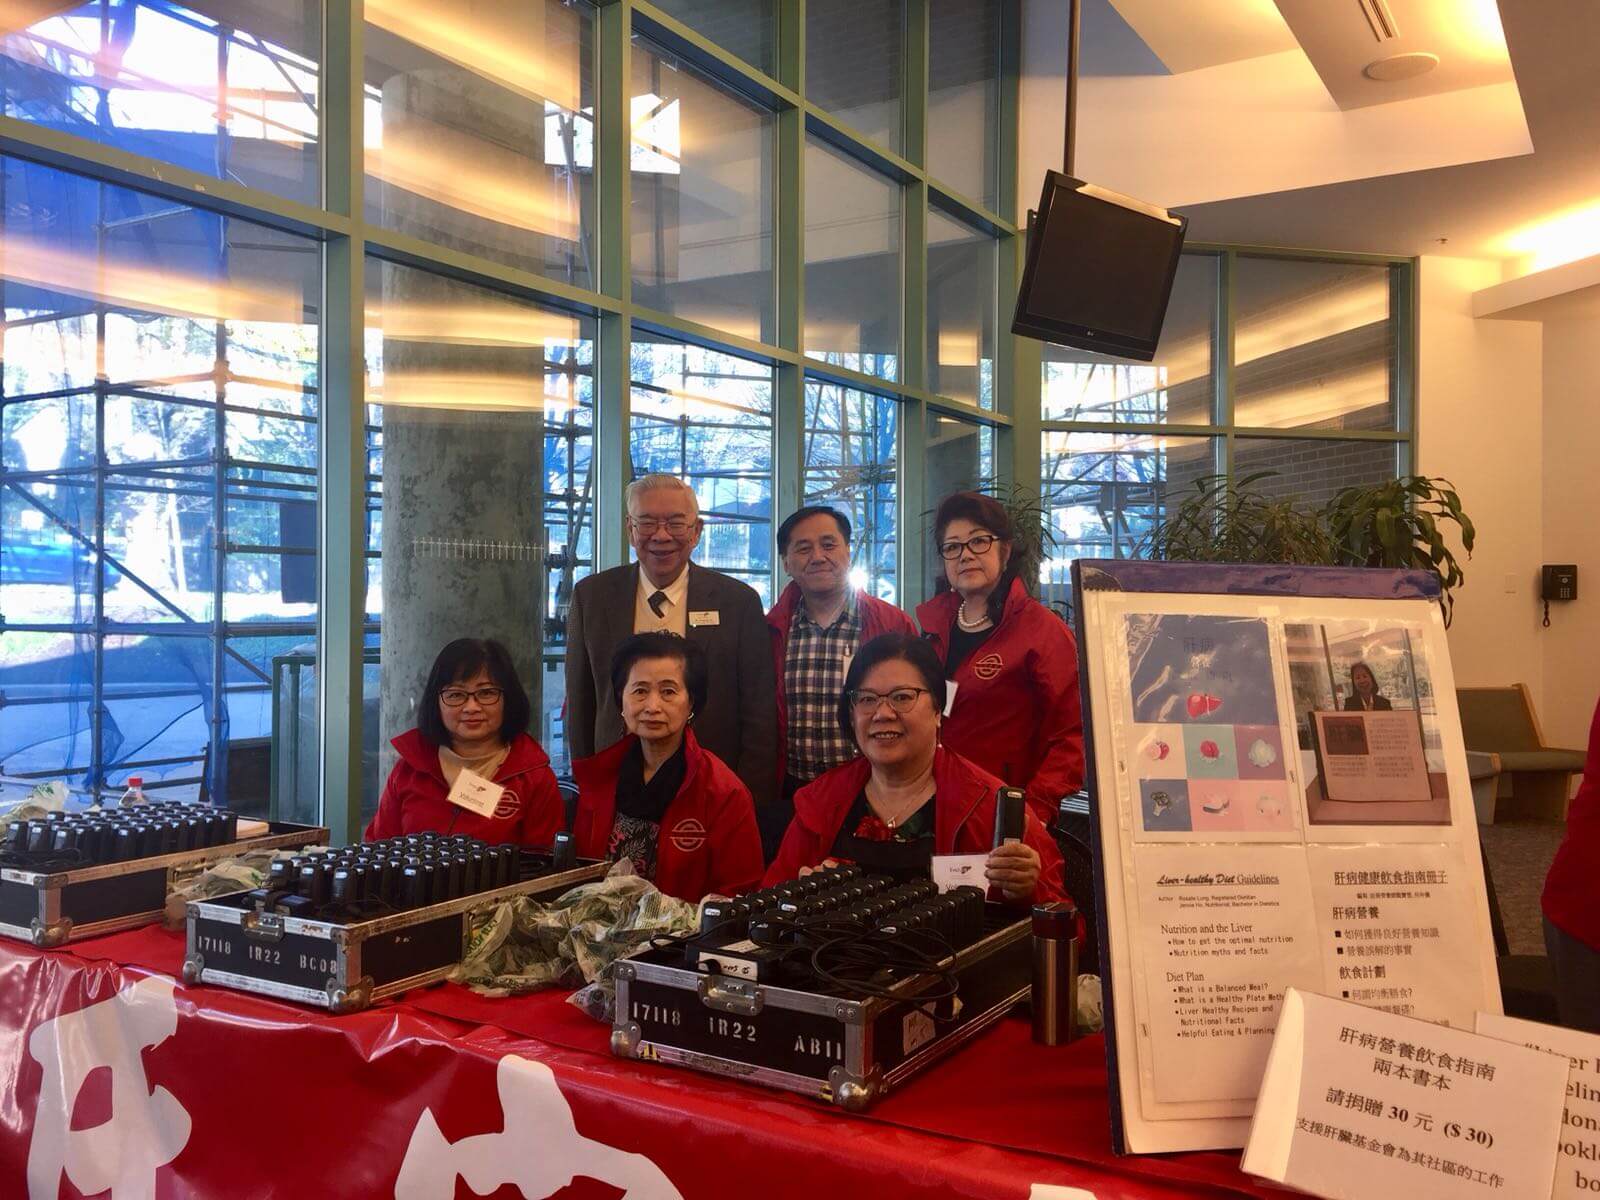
[364,638,563,847]
[572,632,763,901]
[916,492,1084,825]
[764,634,1066,905]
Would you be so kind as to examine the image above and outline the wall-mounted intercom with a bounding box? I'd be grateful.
[1541,563,1577,626]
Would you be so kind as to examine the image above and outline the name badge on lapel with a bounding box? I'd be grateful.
[688,610,720,627]
[446,769,503,818]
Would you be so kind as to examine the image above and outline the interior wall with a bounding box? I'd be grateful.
[1415,256,1546,718]
[1540,316,1600,749]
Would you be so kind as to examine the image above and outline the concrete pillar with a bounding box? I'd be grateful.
[376,63,549,778]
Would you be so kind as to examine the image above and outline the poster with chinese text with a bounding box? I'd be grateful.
[1072,561,1498,1156]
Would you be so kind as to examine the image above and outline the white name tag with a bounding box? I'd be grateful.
[931,853,987,893]
[943,679,958,716]
[689,609,720,627]
[446,768,503,818]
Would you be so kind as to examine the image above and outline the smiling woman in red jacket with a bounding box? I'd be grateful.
[765,634,1067,906]
[572,632,764,903]
[365,638,563,848]
[917,492,1084,826]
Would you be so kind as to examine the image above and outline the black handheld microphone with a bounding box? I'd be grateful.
[994,786,1026,848]
[551,830,576,871]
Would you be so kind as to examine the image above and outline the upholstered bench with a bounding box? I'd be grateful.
[1458,685,1585,821]
[1468,750,1502,824]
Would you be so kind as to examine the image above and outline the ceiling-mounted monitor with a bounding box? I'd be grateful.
[1011,171,1188,362]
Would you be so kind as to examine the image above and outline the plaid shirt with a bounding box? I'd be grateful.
[784,591,862,781]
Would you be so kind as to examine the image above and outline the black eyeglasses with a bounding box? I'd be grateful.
[938,533,998,560]
[630,516,695,536]
[440,687,504,707]
[849,687,932,715]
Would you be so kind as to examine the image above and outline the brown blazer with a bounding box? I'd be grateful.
[564,562,778,809]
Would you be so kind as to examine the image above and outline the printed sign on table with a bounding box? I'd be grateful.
[1244,989,1566,1200]
[1476,1012,1600,1200]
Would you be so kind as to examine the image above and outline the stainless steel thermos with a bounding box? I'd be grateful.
[1031,901,1079,1045]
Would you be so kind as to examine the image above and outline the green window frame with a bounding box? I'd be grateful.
[0,1,1415,840]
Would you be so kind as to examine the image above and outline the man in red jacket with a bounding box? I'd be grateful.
[764,505,917,857]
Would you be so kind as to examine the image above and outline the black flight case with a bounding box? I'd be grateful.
[0,807,326,947]
[612,876,1032,1111]
[185,838,607,1013]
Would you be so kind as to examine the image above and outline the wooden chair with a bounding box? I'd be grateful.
[1457,685,1585,821]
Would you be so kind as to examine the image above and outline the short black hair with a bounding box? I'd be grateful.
[610,632,709,714]
[836,633,947,740]
[416,638,532,747]
[777,505,852,555]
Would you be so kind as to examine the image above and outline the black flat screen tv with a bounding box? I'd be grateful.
[1011,171,1188,362]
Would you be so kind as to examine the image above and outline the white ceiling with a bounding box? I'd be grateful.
[1272,0,1515,111]
[1103,0,1296,76]
[1182,0,1600,266]
[1023,0,1600,269]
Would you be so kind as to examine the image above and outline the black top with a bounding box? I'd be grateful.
[829,788,936,882]
[945,623,997,675]
[608,737,688,881]
[1342,694,1393,711]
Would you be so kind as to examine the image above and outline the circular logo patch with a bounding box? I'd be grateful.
[491,790,522,820]
[972,652,1004,681]
[669,818,707,853]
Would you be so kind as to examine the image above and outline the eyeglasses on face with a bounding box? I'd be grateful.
[849,686,932,715]
[440,687,504,707]
[630,516,694,536]
[938,533,998,560]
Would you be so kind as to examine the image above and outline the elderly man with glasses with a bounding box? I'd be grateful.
[566,474,777,813]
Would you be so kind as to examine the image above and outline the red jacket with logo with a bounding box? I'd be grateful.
[364,729,563,848]
[762,746,1069,905]
[917,577,1085,824]
[766,582,919,786]
[572,731,764,903]
[1541,694,1600,948]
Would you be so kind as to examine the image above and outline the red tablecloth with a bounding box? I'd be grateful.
[1,927,1295,1199]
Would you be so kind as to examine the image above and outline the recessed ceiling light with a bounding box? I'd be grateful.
[1364,52,1440,81]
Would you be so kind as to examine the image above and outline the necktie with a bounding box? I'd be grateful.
[648,590,668,618]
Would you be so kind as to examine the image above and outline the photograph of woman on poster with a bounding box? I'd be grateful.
[1342,662,1393,712]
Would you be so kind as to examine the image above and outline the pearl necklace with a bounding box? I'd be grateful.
[956,598,991,631]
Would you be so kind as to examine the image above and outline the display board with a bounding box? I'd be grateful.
[1071,561,1501,1154]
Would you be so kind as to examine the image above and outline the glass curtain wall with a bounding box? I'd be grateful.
[0,153,320,810]
[0,0,1053,838]
[1039,250,1412,612]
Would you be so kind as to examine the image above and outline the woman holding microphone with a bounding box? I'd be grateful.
[764,634,1065,905]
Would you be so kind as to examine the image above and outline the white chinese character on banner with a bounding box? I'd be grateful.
[396,1054,682,1200]
[27,975,192,1200]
